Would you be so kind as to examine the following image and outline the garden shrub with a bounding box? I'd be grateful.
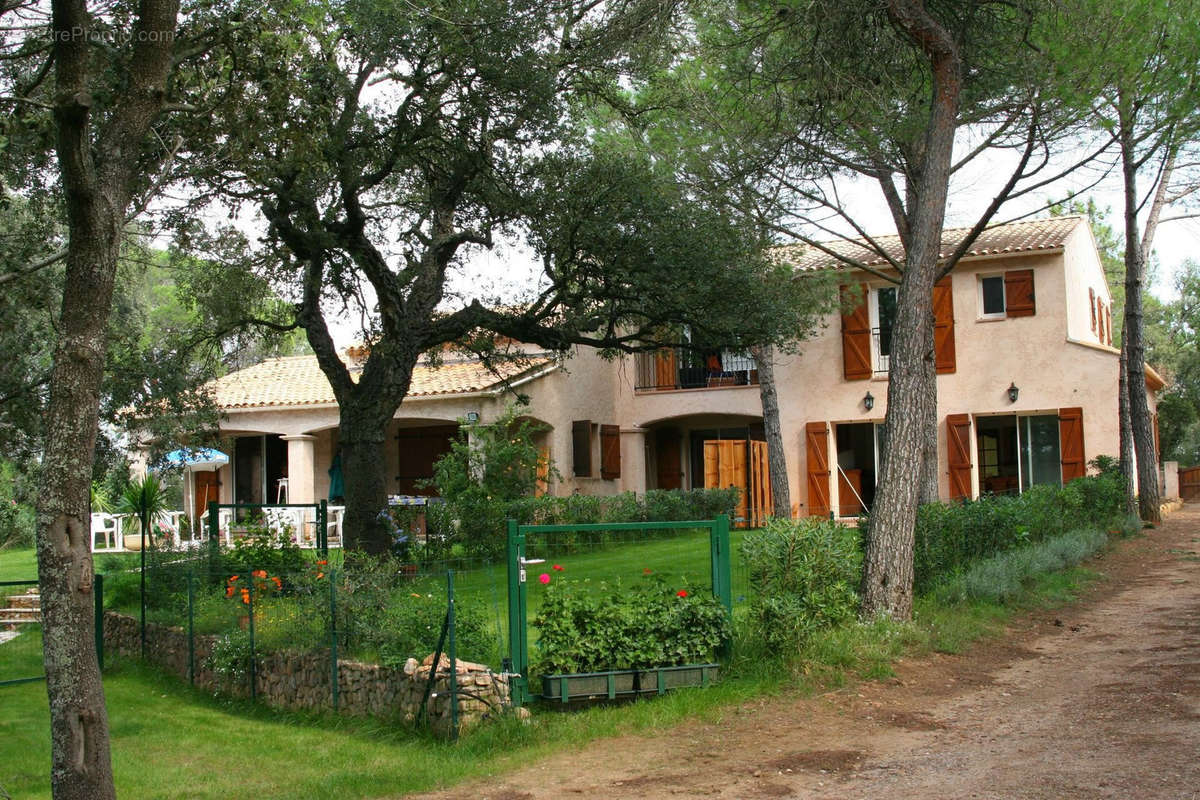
[884,471,1126,594]
[532,575,729,674]
[740,517,862,649]
[936,528,1109,604]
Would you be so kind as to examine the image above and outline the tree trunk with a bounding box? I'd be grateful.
[1118,337,1137,516]
[861,0,961,620]
[35,2,180,797]
[1118,112,1161,525]
[751,344,792,518]
[338,426,393,553]
[37,233,121,800]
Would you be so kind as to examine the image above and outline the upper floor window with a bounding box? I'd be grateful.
[977,269,1035,320]
[980,275,1006,317]
[872,286,897,373]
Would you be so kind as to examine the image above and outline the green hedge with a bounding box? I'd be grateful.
[898,473,1126,594]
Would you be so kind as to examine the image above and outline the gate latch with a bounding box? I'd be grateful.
[518,555,545,584]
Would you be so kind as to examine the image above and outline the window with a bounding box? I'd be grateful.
[974,414,1061,495]
[871,286,898,373]
[981,275,1006,317]
[978,270,1036,319]
[571,420,592,477]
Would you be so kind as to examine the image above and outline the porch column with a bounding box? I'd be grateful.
[620,426,648,494]
[282,434,317,504]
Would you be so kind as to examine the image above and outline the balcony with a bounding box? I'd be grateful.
[634,348,759,391]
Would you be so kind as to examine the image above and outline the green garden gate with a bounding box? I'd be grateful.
[505,515,733,706]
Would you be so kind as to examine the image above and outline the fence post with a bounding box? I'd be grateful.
[329,568,338,712]
[248,583,256,702]
[505,519,527,706]
[187,569,195,686]
[447,569,458,741]
[140,508,148,660]
[319,500,328,557]
[712,514,733,659]
[93,573,104,670]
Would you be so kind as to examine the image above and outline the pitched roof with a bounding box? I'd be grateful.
[208,353,555,410]
[773,215,1084,272]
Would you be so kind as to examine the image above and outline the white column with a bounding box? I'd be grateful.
[282,435,317,504]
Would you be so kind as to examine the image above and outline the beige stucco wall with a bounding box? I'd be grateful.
[1061,222,1113,345]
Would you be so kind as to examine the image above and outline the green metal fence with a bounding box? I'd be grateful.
[1,577,104,688]
[505,515,734,706]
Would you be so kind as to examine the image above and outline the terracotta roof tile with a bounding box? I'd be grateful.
[773,215,1084,272]
[209,354,554,410]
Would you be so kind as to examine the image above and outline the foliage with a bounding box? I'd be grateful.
[424,487,740,563]
[117,474,170,539]
[532,574,730,674]
[428,403,549,504]
[893,472,1126,594]
[0,460,36,549]
[218,525,308,581]
[740,518,862,650]
[934,529,1109,605]
[335,553,496,667]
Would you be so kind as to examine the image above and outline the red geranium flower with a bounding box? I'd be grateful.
[643,568,653,575]
[552,564,564,571]
[676,590,688,598]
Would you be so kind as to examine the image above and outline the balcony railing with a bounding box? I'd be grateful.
[634,348,759,391]
[872,327,891,374]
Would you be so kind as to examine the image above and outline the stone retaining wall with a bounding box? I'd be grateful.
[102,612,513,735]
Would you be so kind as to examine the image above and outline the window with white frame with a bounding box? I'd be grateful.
[979,274,1006,318]
[870,286,898,373]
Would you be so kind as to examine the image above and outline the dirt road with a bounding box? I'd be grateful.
[412,505,1200,800]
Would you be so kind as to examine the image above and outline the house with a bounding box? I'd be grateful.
[188,215,1163,527]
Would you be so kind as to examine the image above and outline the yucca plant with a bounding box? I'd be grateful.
[90,482,114,514]
[118,474,169,542]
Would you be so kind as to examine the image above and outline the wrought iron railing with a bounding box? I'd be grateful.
[634,348,759,391]
[872,327,891,374]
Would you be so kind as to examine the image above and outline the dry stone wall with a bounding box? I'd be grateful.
[102,612,514,735]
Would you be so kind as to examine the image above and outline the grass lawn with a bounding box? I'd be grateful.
[0,547,38,585]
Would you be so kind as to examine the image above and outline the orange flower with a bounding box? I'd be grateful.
[316,572,325,580]
[271,576,282,589]
[240,588,250,605]
[316,560,328,566]
[225,586,234,598]
[228,575,239,583]
[252,569,267,579]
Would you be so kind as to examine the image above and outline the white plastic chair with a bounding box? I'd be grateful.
[326,506,345,547]
[90,513,117,551]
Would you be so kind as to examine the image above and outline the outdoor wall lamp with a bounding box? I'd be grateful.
[863,391,874,412]
[465,411,480,423]
[1007,382,1020,403]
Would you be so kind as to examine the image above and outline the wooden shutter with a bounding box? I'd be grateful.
[1004,269,1035,317]
[1106,306,1112,344]
[654,349,677,389]
[805,422,831,517]
[704,440,750,527]
[535,446,550,496]
[600,424,621,479]
[1089,288,1096,332]
[1059,407,1085,483]
[947,413,973,501]
[840,283,872,380]
[571,420,592,477]
[748,440,771,527]
[933,275,956,374]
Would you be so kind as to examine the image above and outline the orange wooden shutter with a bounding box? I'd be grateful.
[1005,269,1035,317]
[654,349,676,389]
[749,440,771,527]
[1089,288,1096,332]
[805,422,831,517]
[840,284,872,380]
[933,275,956,374]
[946,413,973,501]
[1059,407,1085,483]
[600,424,621,479]
[1106,306,1112,344]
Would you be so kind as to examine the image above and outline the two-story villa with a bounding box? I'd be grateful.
[186,216,1162,527]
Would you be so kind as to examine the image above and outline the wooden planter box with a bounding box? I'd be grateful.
[540,663,719,703]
